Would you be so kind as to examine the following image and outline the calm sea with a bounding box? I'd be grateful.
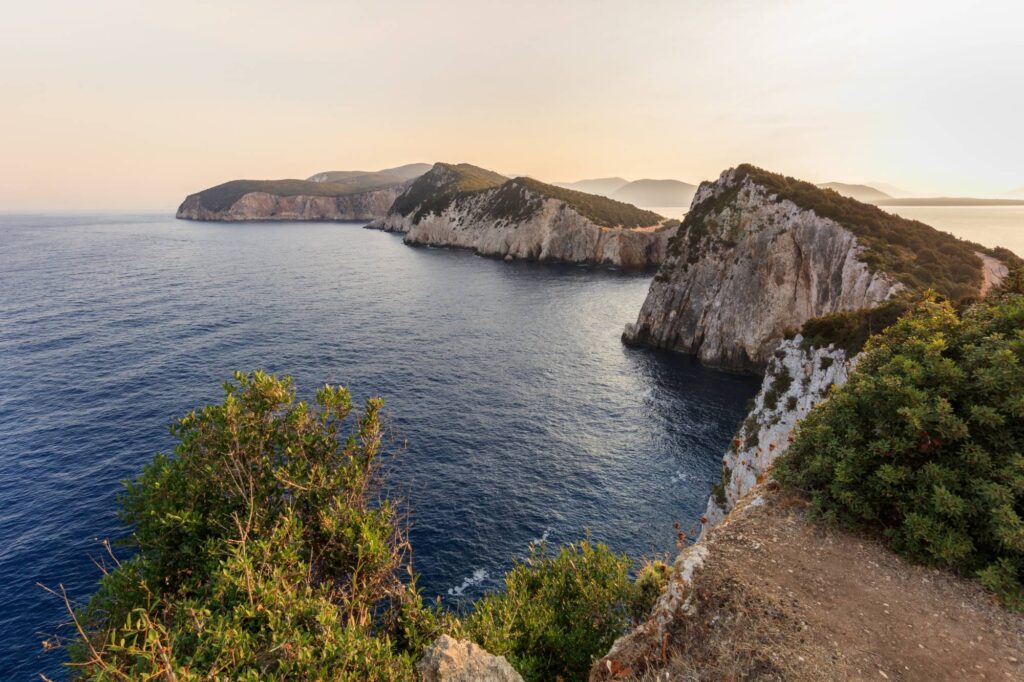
[0,215,758,679]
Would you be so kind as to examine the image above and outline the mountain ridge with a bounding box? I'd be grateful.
[370,162,676,269]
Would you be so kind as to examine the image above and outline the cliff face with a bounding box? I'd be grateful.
[703,337,852,527]
[623,167,901,370]
[176,186,404,222]
[370,166,675,270]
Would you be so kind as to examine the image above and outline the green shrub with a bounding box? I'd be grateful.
[777,289,1024,608]
[461,540,652,682]
[67,372,441,679]
[799,298,912,355]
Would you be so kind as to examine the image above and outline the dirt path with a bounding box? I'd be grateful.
[977,251,1010,295]
[595,487,1024,681]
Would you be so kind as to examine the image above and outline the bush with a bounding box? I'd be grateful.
[460,540,659,682]
[777,289,1024,608]
[63,373,671,679]
[66,372,442,679]
[798,298,912,355]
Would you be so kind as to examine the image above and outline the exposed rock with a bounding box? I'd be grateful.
[623,166,902,371]
[369,164,676,270]
[176,186,404,222]
[978,250,1010,295]
[703,337,852,527]
[417,635,523,682]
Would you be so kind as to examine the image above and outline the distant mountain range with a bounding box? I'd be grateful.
[555,177,630,197]
[555,177,697,207]
[1007,186,1024,198]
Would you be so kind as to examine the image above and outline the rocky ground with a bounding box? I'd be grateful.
[594,485,1024,682]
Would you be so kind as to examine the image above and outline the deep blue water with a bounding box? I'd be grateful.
[0,215,758,679]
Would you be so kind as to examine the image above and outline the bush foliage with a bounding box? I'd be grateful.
[67,372,441,679]
[63,372,668,679]
[778,286,1024,608]
[460,541,666,682]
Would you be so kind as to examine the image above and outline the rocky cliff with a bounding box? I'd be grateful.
[703,337,852,527]
[623,166,906,370]
[370,163,677,270]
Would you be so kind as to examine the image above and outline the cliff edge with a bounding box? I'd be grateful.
[369,163,678,270]
[622,164,1011,371]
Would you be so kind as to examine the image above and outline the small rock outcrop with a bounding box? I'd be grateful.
[623,166,901,371]
[417,636,523,682]
[370,163,677,270]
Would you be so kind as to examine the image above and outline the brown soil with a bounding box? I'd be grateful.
[593,486,1024,681]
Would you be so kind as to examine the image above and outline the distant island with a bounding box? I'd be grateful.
[176,165,432,221]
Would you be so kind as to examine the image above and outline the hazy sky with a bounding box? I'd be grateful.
[2,0,1022,210]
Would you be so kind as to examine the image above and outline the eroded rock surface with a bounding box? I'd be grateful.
[623,168,901,370]
[417,635,523,682]
[703,337,852,527]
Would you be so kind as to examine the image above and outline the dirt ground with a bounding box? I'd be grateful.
[594,486,1024,681]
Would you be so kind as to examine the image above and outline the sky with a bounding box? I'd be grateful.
[1,0,1022,210]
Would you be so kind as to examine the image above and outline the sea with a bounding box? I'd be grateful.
[2,204,1020,679]
[0,215,759,679]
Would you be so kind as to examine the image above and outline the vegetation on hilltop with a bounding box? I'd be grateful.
[778,279,1024,609]
[391,163,665,229]
[512,177,665,228]
[670,164,1021,300]
[60,372,666,680]
[195,175,407,213]
[789,297,914,355]
[736,164,1020,299]
[390,163,508,220]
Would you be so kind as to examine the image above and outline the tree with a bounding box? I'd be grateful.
[64,371,440,680]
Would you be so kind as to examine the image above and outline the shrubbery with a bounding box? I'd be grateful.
[459,541,666,682]
[66,372,441,679]
[778,286,1024,608]
[62,372,667,679]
